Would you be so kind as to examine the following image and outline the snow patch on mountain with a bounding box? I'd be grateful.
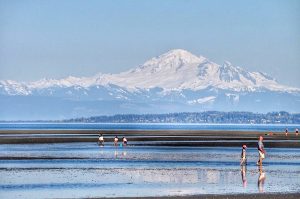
[188,96,216,105]
[225,93,240,102]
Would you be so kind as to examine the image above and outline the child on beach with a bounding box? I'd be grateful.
[285,128,288,136]
[98,134,104,146]
[114,136,119,146]
[296,128,299,136]
[240,145,247,165]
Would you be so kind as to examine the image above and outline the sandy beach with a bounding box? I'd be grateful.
[0,129,299,148]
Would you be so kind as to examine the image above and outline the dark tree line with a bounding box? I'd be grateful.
[64,111,300,124]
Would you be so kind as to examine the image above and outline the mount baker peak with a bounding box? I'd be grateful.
[0,49,299,95]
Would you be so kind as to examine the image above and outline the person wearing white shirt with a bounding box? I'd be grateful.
[98,133,104,146]
[114,136,119,146]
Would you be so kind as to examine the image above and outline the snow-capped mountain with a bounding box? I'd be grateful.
[1,49,299,120]
[107,49,297,92]
[1,49,298,94]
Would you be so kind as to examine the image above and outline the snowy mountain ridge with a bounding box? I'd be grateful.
[1,49,300,120]
[0,49,299,96]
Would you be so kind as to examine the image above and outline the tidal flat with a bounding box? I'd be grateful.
[0,140,299,198]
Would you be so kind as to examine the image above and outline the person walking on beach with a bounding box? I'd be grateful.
[98,134,104,146]
[114,136,119,146]
[257,136,266,165]
[296,128,299,136]
[285,128,288,136]
[122,137,128,146]
[240,145,247,166]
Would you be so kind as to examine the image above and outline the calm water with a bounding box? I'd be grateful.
[0,143,300,198]
[0,123,299,132]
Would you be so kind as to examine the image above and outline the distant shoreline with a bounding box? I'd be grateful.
[1,111,300,124]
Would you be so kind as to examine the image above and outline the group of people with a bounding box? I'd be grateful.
[98,134,128,146]
[241,128,299,165]
[285,128,298,136]
[240,135,267,191]
[240,135,265,166]
[99,129,294,166]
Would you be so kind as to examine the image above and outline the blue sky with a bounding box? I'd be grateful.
[1,0,300,87]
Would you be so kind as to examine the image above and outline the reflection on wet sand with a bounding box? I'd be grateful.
[258,165,266,193]
[114,150,118,158]
[0,144,299,199]
[113,149,127,159]
[120,169,199,183]
[241,165,247,188]
[206,169,220,184]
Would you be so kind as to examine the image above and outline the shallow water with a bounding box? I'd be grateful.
[0,143,300,198]
[1,122,299,132]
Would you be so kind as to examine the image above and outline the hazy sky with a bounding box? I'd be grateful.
[1,0,300,87]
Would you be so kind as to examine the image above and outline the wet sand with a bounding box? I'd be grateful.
[1,130,299,198]
[112,193,300,199]
[0,129,299,147]
[0,143,300,198]
[0,142,300,199]
[102,193,300,199]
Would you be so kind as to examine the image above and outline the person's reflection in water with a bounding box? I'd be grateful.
[99,147,104,155]
[258,165,266,193]
[241,165,247,188]
[114,150,118,159]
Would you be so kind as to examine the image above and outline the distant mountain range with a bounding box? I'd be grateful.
[1,49,299,120]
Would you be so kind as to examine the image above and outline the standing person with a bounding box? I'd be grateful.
[257,136,266,165]
[123,137,128,146]
[296,128,299,136]
[98,133,104,146]
[285,128,288,136]
[114,136,119,146]
[240,145,247,166]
